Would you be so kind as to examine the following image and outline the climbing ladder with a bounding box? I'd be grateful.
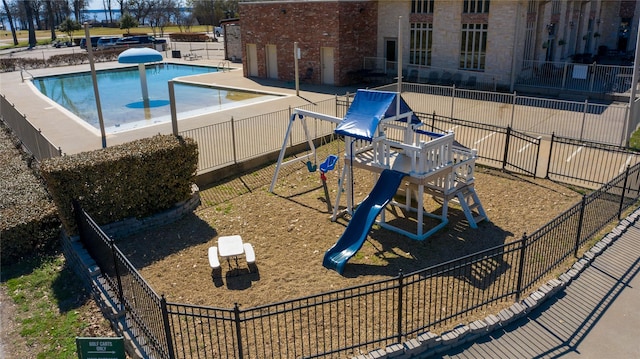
[455,187,487,229]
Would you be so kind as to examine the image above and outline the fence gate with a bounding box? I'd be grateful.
[503,127,541,178]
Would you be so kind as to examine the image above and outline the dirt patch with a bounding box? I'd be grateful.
[117,161,580,309]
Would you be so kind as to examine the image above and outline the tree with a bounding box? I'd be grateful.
[149,0,180,37]
[2,0,18,45]
[45,0,55,41]
[119,12,138,34]
[22,0,36,48]
[58,17,81,40]
[102,0,113,24]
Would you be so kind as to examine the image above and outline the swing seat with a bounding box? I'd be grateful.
[319,155,338,173]
[306,161,317,172]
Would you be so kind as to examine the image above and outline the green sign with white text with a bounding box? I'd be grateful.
[76,337,125,359]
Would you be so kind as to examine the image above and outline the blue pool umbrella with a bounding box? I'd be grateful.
[118,48,163,104]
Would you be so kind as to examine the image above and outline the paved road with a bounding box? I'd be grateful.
[435,211,640,359]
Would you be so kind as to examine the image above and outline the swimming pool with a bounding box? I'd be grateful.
[33,63,282,133]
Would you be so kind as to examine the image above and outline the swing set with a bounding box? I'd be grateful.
[269,109,343,196]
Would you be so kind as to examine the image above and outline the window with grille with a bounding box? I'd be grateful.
[552,0,561,14]
[460,23,488,70]
[410,23,433,66]
[522,20,535,66]
[463,0,490,14]
[411,0,435,13]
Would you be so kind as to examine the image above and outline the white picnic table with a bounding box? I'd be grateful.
[209,235,256,271]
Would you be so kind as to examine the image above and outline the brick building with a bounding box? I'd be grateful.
[238,0,639,88]
[239,0,377,86]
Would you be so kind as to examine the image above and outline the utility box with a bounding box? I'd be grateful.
[172,50,181,59]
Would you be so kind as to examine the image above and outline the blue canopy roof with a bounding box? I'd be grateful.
[335,89,421,141]
[117,48,163,64]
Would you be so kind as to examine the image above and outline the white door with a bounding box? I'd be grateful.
[247,44,258,77]
[321,47,335,85]
[266,44,278,79]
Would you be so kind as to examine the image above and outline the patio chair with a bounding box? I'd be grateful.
[407,69,418,82]
[465,76,477,88]
[441,72,453,86]
[452,73,463,87]
[428,71,440,84]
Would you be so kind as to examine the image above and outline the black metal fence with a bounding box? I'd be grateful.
[75,157,640,358]
[74,201,173,359]
[418,112,541,177]
[0,93,61,161]
[546,133,640,189]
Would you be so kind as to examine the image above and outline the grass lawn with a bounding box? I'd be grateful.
[0,25,211,50]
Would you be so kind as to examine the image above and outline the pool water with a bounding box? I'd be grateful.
[33,63,280,133]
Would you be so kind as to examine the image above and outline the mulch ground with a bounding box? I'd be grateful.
[116,143,581,310]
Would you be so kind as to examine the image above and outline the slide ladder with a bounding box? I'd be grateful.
[323,169,406,274]
[455,187,487,229]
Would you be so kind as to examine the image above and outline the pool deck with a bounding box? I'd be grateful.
[0,58,359,155]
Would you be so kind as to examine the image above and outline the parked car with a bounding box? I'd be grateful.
[116,35,167,45]
[80,36,101,50]
[215,26,224,37]
[96,36,120,50]
[116,35,168,50]
[52,36,72,48]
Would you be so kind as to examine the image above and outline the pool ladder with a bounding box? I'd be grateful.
[217,60,231,72]
[20,67,34,82]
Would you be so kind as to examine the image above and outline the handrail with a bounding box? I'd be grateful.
[20,67,34,82]
[217,60,231,72]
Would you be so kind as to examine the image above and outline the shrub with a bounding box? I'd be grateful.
[169,32,210,42]
[0,58,18,72]
[0,124,61,264]
[41,134,198,235]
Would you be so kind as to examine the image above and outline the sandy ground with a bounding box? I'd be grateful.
[117,154,581,310]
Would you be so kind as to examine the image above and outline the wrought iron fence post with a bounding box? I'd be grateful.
[230,116,237,163]
[233,303,244,359]
[618,165,630,220]
[396,270,404,343]
[502,126,512,171]
[431,111,436,132]
[510,91,516,128]
[160,295,176,359]
[545,133,555,179]
[561,62,569,89]
[579,99,588,141]
[109,237,126,311]
[288,106,293,148]
[621,104,630,147]
[574,195,587,257]
[335,94,338,117]
[515,233,527,301]
[450,84,455,118]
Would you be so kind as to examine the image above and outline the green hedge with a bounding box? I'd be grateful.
[0,124,61,265]
[169,32,211,42]
[0,48,124,72]
[41,134,198,235]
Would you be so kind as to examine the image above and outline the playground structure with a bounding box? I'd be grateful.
[270,89,487,274]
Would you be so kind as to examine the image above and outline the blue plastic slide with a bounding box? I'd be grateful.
[323,169,406,274]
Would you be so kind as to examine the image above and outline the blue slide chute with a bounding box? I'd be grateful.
[323,169,406,274]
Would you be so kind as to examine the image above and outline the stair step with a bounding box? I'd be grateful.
[474,215,487,223]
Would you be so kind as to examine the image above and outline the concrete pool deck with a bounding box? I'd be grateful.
[0,58,359,155]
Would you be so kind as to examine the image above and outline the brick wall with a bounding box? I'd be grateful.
[239,1,378,86]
